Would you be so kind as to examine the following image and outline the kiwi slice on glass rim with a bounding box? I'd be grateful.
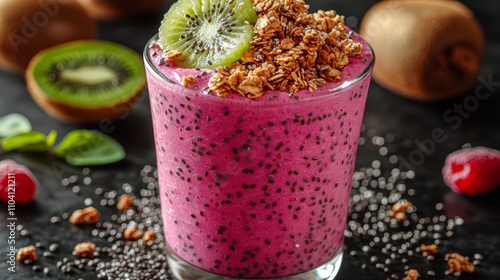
[25,40,146,124]
[158,0,257,69]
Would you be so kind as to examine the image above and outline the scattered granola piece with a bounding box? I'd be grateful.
[446,253,475,274]
[117,194,133,211]
[124,226,144,240]
[16,245,37,263]
[142,230,157,242]
[69,206,100,224]
[419,244,438,255]
[402,269,419,280]
[69,209,85,224]
[181,75,197,88]
[388,200,413,222]
[73,242,96,258]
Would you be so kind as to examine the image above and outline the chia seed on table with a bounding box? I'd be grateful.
[15,132,481,279]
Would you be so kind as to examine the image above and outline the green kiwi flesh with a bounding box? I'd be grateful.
[26,40,146,123]
[158,0,257,69]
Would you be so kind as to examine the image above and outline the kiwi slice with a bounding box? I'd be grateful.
[158,0,257,69]
[26,40,146,124]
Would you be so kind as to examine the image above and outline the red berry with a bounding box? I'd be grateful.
[0,159,39,203]
[442,146,500,196]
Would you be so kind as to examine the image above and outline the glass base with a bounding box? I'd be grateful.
[167,250,343,280]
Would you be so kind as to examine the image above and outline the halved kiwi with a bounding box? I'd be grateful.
[158,0,257,69]
[25,40,146,124]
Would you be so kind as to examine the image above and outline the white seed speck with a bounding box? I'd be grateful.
[83,177,92,185]
[84,198,93,206]
[389,155,398,164]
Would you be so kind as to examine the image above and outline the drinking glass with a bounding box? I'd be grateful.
[144,33,374,280]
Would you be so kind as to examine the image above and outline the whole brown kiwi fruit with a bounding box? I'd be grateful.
[0,0,97,72]
[75,0,165,19]
[360,0,484,101]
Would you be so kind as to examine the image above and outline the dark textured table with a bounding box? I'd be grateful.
[1,1,499,279]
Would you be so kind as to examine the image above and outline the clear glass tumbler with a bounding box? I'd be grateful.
[144,33,374,280]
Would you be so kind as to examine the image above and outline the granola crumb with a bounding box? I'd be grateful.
[69,206,100,224]
[181,75,197,88]
[73,242,96,258]
[117,194,133,211]
[402,269,419,280]
[142,230,157,242]
[16,245,37,263]
[419,244,438,255]
[124,226,144,240]
[163,49,182,60]
[445,253,475,274]
[388,200,413,222]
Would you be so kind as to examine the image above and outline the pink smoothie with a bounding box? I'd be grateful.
[145,31,373,278]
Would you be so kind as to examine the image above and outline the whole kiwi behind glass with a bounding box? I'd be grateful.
[360,0,484,102]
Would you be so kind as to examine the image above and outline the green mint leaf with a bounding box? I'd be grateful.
[0,113,32,138]
[1,130,57,152]
[54,130,125,166]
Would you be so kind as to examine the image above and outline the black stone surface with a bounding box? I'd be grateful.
[1,1,499,279]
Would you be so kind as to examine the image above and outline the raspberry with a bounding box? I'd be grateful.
[0,159,39,203]
[442,146,500,196]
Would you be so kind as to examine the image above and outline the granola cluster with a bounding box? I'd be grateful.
[419,244,438,255]
[142,230,157,242]
[69,206,100,224]
[117,193,133,211]
[181,75,197,88]
[445,253,475,274]
[73,242,96,258]
[124,226,144,240]
[208,0,362,98]
[16,245,37,263]
[388,200,413,222]
[402,269,420,280]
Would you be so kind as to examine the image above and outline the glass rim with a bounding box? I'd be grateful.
[143,33,375,96]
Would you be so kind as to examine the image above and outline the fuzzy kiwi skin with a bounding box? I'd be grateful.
[25,45,146,124]
[0,0,96,72]
[360,0,484,102]
[75,0,165,19]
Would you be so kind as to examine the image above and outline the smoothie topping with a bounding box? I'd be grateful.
[156,0,363,97]
[208,0,363,98]
[181,75,197,88]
